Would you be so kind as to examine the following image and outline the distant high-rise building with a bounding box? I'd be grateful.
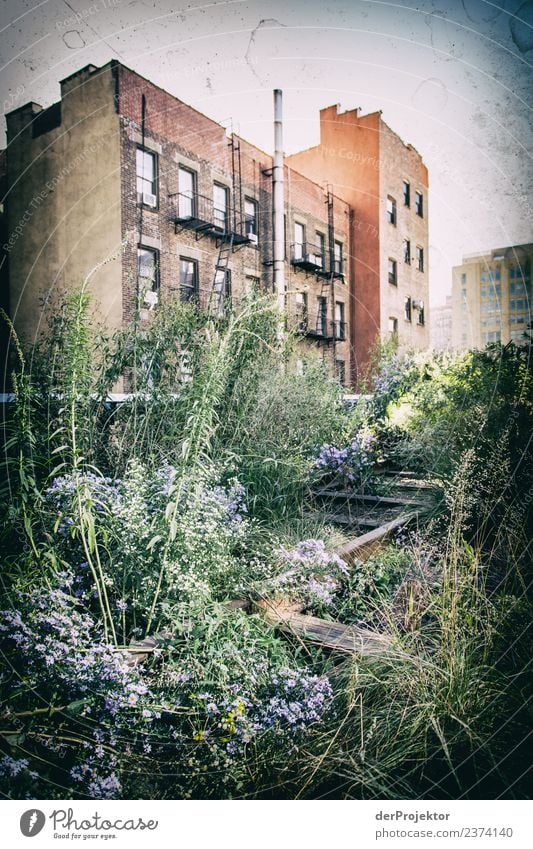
[451,244,532,350]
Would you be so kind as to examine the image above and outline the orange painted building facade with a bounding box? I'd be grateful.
[288,105,429,380]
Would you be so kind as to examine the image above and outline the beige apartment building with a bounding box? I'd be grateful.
[2,61,351,387]
[451,244,532,350]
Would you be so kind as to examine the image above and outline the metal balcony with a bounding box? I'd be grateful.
[169,192,252,245]
[303,311,335,342]
[291,243,345,279]
[291,242,329,276]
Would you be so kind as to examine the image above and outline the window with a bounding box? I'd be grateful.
[480,270,490,283]
[415,191,423,217]
[136,148,157,206]
[294,222,305,260]
[481,283,501,298]
[510,329,528,342]
[417,303,425,326]
[334,240,343,274]
[403,181,410,207]
[388,316,398,335]
[315,232,325,268]
[510,313,528,324]
[179,257,198,302]
[461,273,467,285]
[509,280,529,295]
[404,239,411,265]
[404,296,412,322]
[510,297,528,312]
[317,296,328,335]
[334,301,345,339]
[481,299,500,313]
[480,268,501,282]
[416,245,424,272]
[137,247,159,292]
[335,359,346,385]
[387,196,397,225]
[482,330,501,343]
[213,183,229,231]
[388,258,397,286]
[244,197,258,237]
[509,264,530,280]
[295,292,308,331]
[178,167,196,219]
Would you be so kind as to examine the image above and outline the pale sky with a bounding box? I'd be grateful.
[1,0,532,305]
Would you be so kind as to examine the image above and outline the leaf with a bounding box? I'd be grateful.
[65,699,89,716]
[5,732,26,747]
[169,518,177,540]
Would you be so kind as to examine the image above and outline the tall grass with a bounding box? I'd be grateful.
[290,454,532,800]
[1,294,530,800]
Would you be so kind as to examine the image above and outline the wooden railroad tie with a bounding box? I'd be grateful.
[255,598,395,656]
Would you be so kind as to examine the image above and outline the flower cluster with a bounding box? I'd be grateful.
[313,430,377,488]
[256,667,333,729]
[0,756,37,780]
[213,480,248,530]
[42,462,254,627]
[0,585,156,799]
[176,664,333,756]
[0,576,336,799]
[45,471,122,513]
[272,539,348,608]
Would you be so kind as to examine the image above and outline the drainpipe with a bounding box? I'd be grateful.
[272,89,285,314]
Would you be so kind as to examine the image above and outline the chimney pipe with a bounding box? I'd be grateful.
[272,89,285,313]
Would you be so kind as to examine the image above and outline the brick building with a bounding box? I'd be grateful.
[451,244,532,350]
[2,61,351,387]
[287,105,429,377]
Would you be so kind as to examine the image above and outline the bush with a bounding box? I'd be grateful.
[0,583,334,799]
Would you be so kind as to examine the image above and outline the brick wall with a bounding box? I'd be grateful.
[379,120,429,351]
[116,63,352,380]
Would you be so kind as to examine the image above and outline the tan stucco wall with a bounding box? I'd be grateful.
[6,65,122,349]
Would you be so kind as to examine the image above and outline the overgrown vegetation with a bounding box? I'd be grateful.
[0,294,531,799]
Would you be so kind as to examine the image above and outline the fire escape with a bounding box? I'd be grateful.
[291,189,345,352]
[169,134,251,315]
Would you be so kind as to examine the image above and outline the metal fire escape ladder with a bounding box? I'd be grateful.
[210,232,234,315]
[230,135,244,238]
[209,134,243,315]
[327,189,337,359]
[314,189,336,346]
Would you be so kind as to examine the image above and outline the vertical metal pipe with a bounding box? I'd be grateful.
[272,89,285,312]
